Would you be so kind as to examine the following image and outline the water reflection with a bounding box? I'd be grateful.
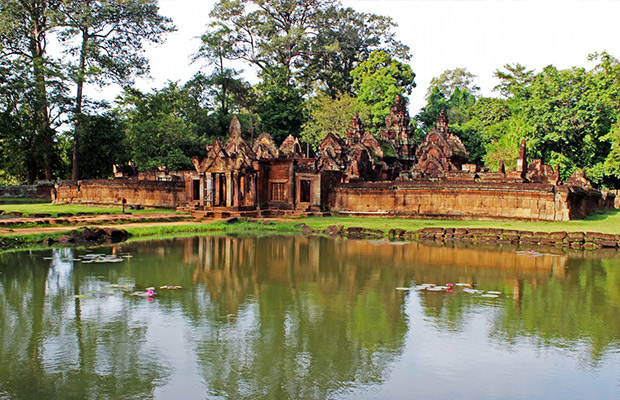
[0,236,619,399]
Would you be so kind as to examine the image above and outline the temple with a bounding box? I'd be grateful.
[54,96,613,221]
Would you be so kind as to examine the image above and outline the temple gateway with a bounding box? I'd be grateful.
[54,97,613,221]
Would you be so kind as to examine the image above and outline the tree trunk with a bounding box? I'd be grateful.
[30,22,53,181]
[71,29,89,181]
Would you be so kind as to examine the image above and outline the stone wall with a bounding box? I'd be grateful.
[0,181,54,198]
[328,181,609,221]
[53,179,188,209]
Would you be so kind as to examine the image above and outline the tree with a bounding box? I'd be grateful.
[57,0,175,180]
[426,67,479,99]
[204,0,336,87]
[0,0,65,181]
[116,84,208,171]
[351,50,415,131]
[301,5,409,97]
[300,92,361,150]
[75,113,127,179]
[255,66,306,143]
[493,63,535,99]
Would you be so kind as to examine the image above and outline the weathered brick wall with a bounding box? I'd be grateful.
[329,181,607,221]
[0,182,54,198]
[53,179,188,209]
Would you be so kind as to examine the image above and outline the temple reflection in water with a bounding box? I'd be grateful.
[1,236,619,399]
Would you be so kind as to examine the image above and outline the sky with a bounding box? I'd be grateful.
[99,0,620,116]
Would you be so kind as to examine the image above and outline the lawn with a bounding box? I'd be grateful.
[0,202,186,217]
[291,210,620,234]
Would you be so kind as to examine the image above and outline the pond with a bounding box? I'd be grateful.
[0,235,619,399]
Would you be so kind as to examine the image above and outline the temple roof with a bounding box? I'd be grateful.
[279,134,303,157]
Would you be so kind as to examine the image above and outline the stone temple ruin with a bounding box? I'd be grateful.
[54,96,613,221]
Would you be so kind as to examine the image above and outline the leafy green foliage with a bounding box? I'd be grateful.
[351,50,415,131]
[116,83,209,171]
[57,0,175,179]
[418,58,620,186]
[255,67,306,143]
[202,0,411,141]
[300,92,362,150]
[427,67,479,98]
[0,0,68,181]
[75,114,128,179]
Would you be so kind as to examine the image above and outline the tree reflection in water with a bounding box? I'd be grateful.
[0,236,618,399]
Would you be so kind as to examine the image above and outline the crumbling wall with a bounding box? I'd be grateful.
[54,179,188,209]
[0,181,54,198]
[329,181,608,221]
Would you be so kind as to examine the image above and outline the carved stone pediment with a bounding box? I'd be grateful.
[253,132,279,159]
[279,135,303,157]
[346,112,364,145]
[224,116,255,166]
[344,148,373,180]
[319,132,345,155]
[415,109,469,178]
[357,132,381,160]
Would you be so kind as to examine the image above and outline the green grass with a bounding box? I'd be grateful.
[291,209,620,234]
[124,219,300,238]
[1,209,620,250]
[0,220,302,249]
[0,202,187,217]
[0,197,50,205]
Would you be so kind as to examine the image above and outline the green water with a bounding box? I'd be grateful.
[0,235,619,399]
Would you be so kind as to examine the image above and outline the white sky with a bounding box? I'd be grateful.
[95,0,620,116]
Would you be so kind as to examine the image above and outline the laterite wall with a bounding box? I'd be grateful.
[328,181,609,221]
[53,179,189,209]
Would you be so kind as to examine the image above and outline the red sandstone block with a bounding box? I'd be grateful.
[421,227,444,234]
[549,231,567,239]
[567,232,585,241]
[594,239,617,248]
[585,232,616,241]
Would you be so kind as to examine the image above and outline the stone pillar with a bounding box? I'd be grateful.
[226,172,233,207]
[249,174,256,208]
[199,174,205,206]
[214,174,220,206]
[233,171,240,208]
[205,173,213,207]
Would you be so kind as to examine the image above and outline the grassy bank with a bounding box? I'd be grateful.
[0,219,303,249]
[296,210,620,234]
[0,197,50,205]
[0,203,185,218]
[1,208,619,250]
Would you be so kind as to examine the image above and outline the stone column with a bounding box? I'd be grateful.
[233,171,240,208]
[205,173,213,207]
[249,174,256,208]
[199,174,205,206]
[226,172,233,207]
[214,174,220,206]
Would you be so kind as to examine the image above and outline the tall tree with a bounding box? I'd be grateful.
[350,50,415,131]
[116,83,208,171]
[0,0,64,181]
[57,0,175,180]
[255,66,306,143]
[426,67,480,99]
[204,0,336,86]
[302,5,409,97]
[300,92,361,150]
